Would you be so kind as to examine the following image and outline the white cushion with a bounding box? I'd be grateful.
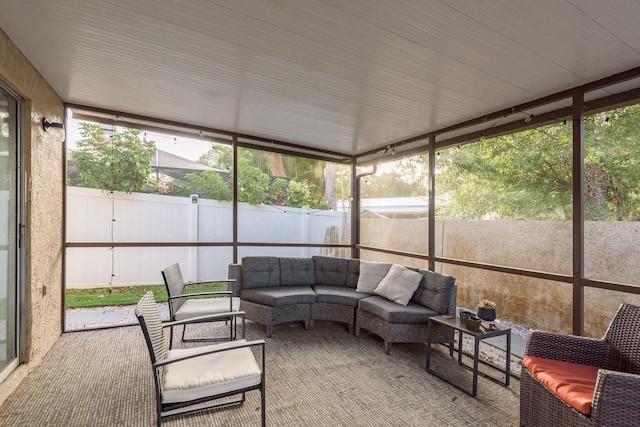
[162,339,262,403]
[356,260,392,294]
[373,264,423,306]
[174,297,240,320]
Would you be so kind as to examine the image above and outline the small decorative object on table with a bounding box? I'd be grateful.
[477,298,496,321]
[459,310,482,331]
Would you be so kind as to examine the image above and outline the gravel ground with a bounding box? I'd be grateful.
[456,312,531,376]
[65,303,170,331]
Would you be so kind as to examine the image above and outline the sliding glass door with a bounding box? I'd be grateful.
[0,84,20,379]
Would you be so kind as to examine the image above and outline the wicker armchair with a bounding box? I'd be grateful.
[520,303,640,427]
[162,263,240,347]
[136,291,265,427]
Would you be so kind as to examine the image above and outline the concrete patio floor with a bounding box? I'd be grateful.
[2,320,522,426]
[65,304,528,377]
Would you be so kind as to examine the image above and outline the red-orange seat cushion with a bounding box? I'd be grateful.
[523,356,600,416]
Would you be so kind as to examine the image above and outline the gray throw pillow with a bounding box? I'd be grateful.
[373,263,423,306]
[355,260,392,294]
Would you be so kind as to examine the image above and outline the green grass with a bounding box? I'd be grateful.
[65,282,228,309]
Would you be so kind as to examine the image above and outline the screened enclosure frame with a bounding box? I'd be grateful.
[64,65,640,335]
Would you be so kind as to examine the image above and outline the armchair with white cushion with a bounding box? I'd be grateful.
[135,291,266,427]
[162,262,240,346]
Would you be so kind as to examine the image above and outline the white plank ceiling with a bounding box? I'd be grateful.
[2,0,640,156]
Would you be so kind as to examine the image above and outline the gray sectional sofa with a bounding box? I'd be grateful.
[228,255,457,354]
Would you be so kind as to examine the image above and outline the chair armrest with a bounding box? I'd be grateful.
[163,311,247,338]
[155,338,265,368]
[524,331,610,366]
[591,370,640,424]
[184,279,236,287]
[162,310,245,328]
[167,291,232,300]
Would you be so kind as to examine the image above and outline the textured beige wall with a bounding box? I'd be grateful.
[361,217,640,338]
[0,28,64,405]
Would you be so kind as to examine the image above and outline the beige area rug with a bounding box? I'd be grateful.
[0,319,520,426]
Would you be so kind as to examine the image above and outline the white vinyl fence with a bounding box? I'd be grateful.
[65,187,347,288]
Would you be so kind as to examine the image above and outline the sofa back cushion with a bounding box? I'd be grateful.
[412,270,455,314]
[313,256,347,286]
[356,260,392,294]
[374,264,423,306]
[280,257,316,286]
[346,258,360,288]
[241,256,280,288]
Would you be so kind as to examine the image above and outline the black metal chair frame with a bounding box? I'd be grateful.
[161,263,238,347]
[136,294,266,427]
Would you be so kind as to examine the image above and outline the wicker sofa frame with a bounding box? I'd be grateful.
[355,297,456,355]
[520,303,640,426]
[228,256,456,354]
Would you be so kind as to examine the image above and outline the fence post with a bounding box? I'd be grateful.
[302,206,309,257]
[187,194,199,282]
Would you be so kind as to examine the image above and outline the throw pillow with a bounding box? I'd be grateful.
[355,260,392,294]
[373,263,423,306]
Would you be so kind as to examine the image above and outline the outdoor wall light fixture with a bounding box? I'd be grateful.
[42,118,65,141]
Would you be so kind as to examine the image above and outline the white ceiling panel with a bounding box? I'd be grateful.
[1,0,640,156]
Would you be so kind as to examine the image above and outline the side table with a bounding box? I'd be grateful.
[425,314,511,397]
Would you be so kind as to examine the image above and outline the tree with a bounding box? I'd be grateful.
[192,144,330,208]
[269,152,287,177]
[284,180,313,207]
[360,169,421,199]
[434,104,640,221]
[197,144,233,170]
[436,123,573,220]
[70,123,156,193]
[324,162,337,210]
[174,170,232,201]
[237,157,272,205]
[583,109,640,220]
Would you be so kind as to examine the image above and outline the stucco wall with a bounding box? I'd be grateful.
[361,217,640,338]
[0,28,64,405]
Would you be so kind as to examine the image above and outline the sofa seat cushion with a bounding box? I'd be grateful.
[523,356,600,416]
[358,295,438,324]
[241,286,316,307]
[163,340,261,404]
[313,285,370,307]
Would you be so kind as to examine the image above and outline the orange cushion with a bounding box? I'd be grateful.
[523,356,600,416]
